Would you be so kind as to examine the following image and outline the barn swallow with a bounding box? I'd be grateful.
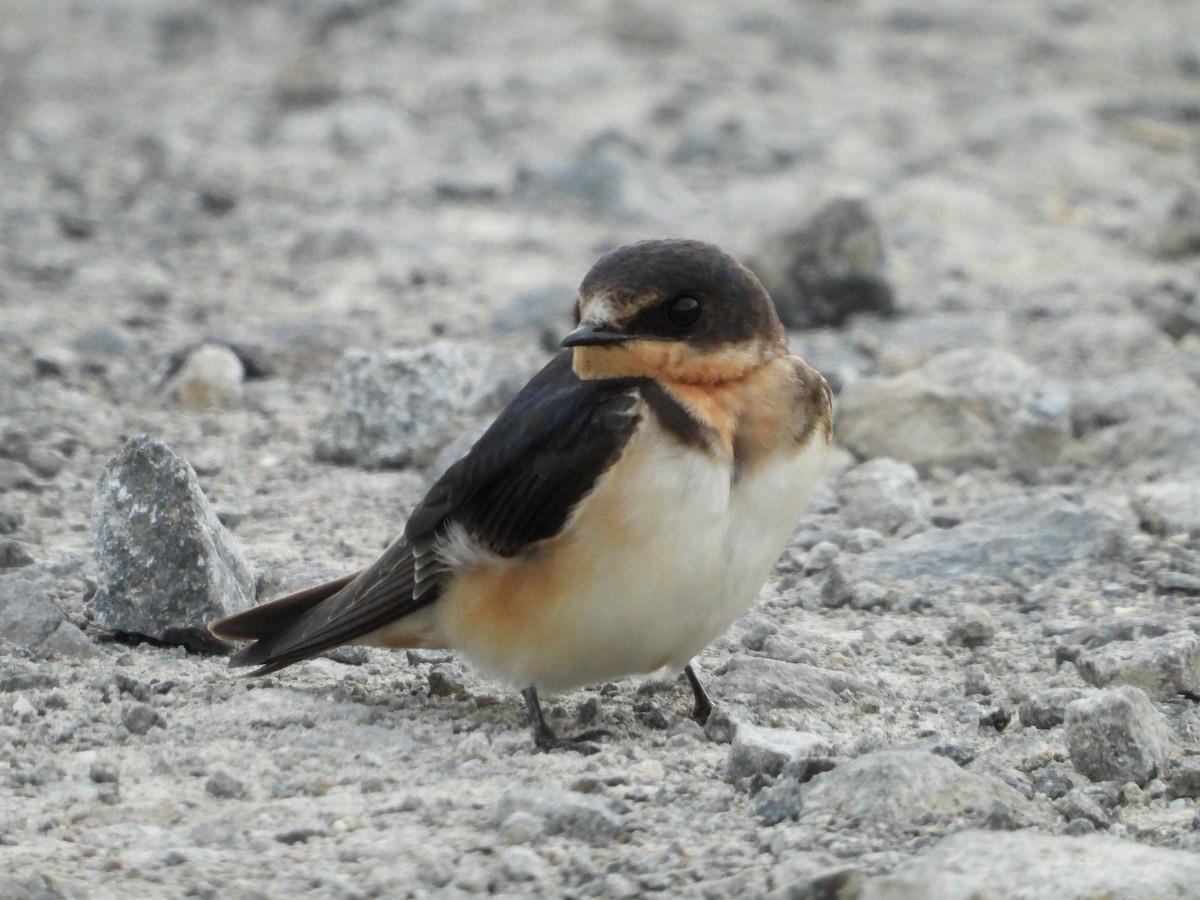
[210,239,833,752]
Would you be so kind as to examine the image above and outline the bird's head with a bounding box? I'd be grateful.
[562,239,787,384]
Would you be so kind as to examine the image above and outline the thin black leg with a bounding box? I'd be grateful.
[521,686,609,754]
[684,663,713,725]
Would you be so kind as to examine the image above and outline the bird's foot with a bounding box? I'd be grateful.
[522,686,611,754]
[532,726,611,755]
[684,662,713,726]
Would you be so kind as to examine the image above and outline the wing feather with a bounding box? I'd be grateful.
[218,351,643,674]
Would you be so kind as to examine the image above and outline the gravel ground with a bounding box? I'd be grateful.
[3,1,1200,898]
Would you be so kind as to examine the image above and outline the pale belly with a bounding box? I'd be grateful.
[434,424,828,693]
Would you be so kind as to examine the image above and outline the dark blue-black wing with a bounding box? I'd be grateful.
[406,350,642,557]
[212,351,642,674]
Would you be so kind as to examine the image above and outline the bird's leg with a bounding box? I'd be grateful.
[684,662,713,725]
[521,687,609,754]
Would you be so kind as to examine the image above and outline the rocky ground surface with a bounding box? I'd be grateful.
[3,1,1200,897]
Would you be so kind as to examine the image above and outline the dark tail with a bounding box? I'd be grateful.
[208,571,361,675]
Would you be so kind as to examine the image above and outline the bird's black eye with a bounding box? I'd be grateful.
[666,295,701,329]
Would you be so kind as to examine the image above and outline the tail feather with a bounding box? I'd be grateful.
[210,571,364,674]
[208,538,439,676]
[209,572,361,642]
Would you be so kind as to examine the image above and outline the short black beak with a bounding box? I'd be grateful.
[560,322,630,348]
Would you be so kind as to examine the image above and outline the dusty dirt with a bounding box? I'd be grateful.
[2,0,1200,897]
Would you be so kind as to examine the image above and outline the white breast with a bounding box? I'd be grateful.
[439,414,828,693]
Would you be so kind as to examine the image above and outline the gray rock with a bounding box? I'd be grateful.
[164,344,245,410]
[91,435,255,651]
[1132,273,1200,339]
[1033,766,1081,800]
[945,605,996,648]
[1079,416,1200,477]
[852,312,1011,375]
[491,788,623,846]
[1019,687,1091,730]
[1025,313,1176,381]
[205,770,247,799]
[1065,686,1173,786]
[860,829,1200,899]
[766,865,862,900]
[749,196,895,329]
[274,822,333,844]
[961,664,992,696]
[752,776,806,825]
[121,702,160,735]
[1164,757,1200,800]
[835,458,931,535]
[316,342,529,468]
[1154,184,1200,258]
[1132,480,1200,537]
[837,349,1069,474]
[89,760,119,784]
[825,493,1127,596]
[288,227,375,267]
[801,748,1036,835]
[75,325,134,363]
[801,750,1033,830]
[0,458,39,492]
[498,845,546,882]
[491,281,575,338]
[1076,631,1200,699]
[0,556,100,660]
[1055,788,1110,829]
[605,0,682,50]
[222,321,371,379]
[1157,571,1200,594]
[726,723,834,782]
[427,663,466,697]
[716,655,877,711]
[1071,371,1200,436]
[514,134,683,222]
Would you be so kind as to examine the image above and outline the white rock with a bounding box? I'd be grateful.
[1132,480,1200,537]
[167,344,245,410]
[726,723,833,782]
[1065,686,1174,786]
[836,457,931,535]
[1076,631,1200,700]
[861,829,1200,899]
[837,349,1068,474]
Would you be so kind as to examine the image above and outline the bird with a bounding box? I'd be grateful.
[210,239,833,752]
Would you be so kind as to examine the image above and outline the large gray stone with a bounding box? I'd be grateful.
[835,457,931,535]
[1019,687,1092,730]
[514,134,683,222]
[861,829,1200,900]
[1071,371,1200,437]
[1079,416,1200,478]
[91,436,255,651]
[491,788,623,846]
[0,556,101,660]
[800,750,1033,830]
[749,196,895,329]
[715,655,878,712]
[316,341,529,469]
[851,312,1011,375]
[837,349,1069,475]
[823,493,1128,598]
[163,344,245,410]
[1154,184,1200,259]
[1023,312,1176,381]
[1131,480,1200,538]
[1076,631,1200,699]
[1064,686,1173,786]
[726,723,834,783]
